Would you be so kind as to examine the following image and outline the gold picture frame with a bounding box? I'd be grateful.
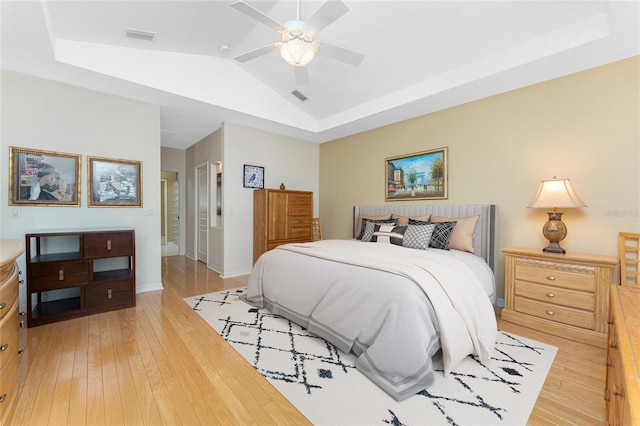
[9,146,81,206]
[88,156,142,207]
[385,147,448,201]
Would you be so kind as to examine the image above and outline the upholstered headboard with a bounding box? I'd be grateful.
[353,204,499,273]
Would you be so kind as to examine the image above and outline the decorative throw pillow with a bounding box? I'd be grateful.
[354,214,393,239]
[428,221,457,250]
[392,214,431,226]
[430,215,479,253]
[358,219,397,241]
[371,224,407,245]
[402,223,436,250]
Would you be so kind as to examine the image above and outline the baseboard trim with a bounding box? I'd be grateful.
[136,282,163,293]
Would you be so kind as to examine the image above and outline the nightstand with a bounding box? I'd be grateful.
[502,247,617,348]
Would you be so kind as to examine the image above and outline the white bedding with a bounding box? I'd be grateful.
[244,239,498,401]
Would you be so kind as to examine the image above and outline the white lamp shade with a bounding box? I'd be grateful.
[280,38,315,66]
[527,178,587,209]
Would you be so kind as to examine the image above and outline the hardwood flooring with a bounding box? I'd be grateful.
[6,256,606,425]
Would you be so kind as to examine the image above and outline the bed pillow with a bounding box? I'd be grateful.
[408,219,457,250]
[360,219,397,242]
[371,224,407,245]
[430,215,479,253]
[354,214,393,238]
[402,223,436,250]
[392,214,431,226]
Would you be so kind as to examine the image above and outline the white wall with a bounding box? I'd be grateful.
[0,70,163,312]
[221,122,320,277]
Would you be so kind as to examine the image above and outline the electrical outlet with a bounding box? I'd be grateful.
[10,207,21,218]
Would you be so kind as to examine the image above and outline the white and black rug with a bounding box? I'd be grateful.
[185,288,557,426]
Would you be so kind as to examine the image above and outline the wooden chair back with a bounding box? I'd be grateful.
[619,232,640,286]
[311,218,323,241]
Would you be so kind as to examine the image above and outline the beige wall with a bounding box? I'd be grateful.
[319,56,640,301]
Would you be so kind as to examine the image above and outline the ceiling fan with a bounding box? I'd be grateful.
[230,0,364,85]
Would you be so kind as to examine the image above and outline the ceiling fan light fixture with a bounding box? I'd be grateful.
[280,37,316,66]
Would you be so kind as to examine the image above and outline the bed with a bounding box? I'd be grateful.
[244,204,499,401]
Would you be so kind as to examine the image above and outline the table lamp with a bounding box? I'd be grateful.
[527,177,587,253]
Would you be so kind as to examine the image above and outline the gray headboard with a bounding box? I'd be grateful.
[353,204,499,273]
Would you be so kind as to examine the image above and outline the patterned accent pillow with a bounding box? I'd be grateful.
[371,224,407,245]
[428,221,457,250]
[358,219,397,241]
[403,223,436,250]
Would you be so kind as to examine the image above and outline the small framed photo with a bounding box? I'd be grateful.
[88,156,142,207]
[385,147,448,201]
[243,164,264,189]
[9,146,81,206]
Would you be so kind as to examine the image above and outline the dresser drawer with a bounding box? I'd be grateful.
[84,232,133,258]
[0,350,18,421]
[0,266,18,322]
[29,260,89,292]
[84,281,134,309]
[516,264,594,292]
[85,279,132,297]
[290,227,311,239]
[514,296,594,329]
[0,301,19,367]
[514,280,595,310]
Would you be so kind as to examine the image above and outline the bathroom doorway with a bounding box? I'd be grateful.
[161,170,180,257]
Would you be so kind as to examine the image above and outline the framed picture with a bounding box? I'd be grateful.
[88,156,142,207]
[8,146,81,206]
[385,147,448,201]
[243,164,264,189]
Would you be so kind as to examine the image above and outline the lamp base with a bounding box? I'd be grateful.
[541,212,567,254]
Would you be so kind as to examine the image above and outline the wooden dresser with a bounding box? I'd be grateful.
[605,285,639,425]
[502,247,617,348]
[253,189,313,263]
[0,239,24,424]
[26,229,136,327]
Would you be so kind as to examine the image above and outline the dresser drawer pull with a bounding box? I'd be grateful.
[545,310,554,316]
[610,339,617,349]
[0,302,5,310]
[546,276,556,281]
[604,389,610,401]
[107,240,112,250]
[59,268,64,281]
[0,343,8,351]
[608,317,614,324]
[0,393,6,403]
[546,292,555,298]
[18,349,24,355]
[614,385,623,397]
[606,356,612,366]
[108,289,113,299]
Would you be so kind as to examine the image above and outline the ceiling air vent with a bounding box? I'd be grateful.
[291,90,308,102]
[125,28,156,41]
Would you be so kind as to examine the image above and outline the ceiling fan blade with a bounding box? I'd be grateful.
[305,1,349,33]
[230,1,284,31]
[234,43,280,63]
[318,42,364,67]
[294,66,309,86]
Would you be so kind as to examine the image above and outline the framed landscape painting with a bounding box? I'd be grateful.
[8,146,81,206]
[88,156,142,207]
[385,147,448,201]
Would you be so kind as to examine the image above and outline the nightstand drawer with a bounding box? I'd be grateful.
[514,296,594,329]
[514,280,595,310]
[84,232,133,258]
[516,264,594,292]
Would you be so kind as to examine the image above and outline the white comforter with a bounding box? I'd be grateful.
[244,239,497,400]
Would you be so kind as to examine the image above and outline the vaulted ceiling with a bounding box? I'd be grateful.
[2,1,638,149]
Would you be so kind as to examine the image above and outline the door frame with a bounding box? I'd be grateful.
[195,162,209,264]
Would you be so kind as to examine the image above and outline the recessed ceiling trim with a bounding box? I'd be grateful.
[125,28,156,41]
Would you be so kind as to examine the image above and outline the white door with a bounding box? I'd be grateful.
[197,164,208,263]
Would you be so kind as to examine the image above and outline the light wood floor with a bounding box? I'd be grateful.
[6,256,606,425]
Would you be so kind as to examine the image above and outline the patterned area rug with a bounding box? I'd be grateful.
[185,288,557,426]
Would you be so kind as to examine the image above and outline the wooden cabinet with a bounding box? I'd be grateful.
[502,247,617,348]
[605,285,639,425]
[25,229,135,327]
[253,189,313,263]
[0,240,24,424]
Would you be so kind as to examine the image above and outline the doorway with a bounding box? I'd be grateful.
[160,171,180,257]
[196,163,209,263]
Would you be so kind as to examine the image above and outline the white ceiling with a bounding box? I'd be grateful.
[2,1,638,150]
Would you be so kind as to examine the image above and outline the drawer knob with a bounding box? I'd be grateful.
[606,356,612,366]
[604,389,610,401]
[546,293,555,298]
[610,339,617,349]
[614,385,623,397]
[0,393,6,403]
[0,343,8,351]
[18,349,24,355]
[0,302,5,310]
[546,276,556,281]
[546,310,554,316]
[59,268,64,281]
